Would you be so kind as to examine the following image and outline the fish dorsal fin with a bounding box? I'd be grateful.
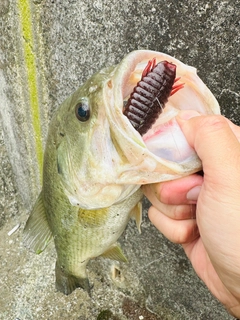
[23,191,52,254]
[130,201,142,233]
[100,244,128,263]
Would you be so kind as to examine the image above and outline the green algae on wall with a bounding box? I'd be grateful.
[17,0,43,177]
[0,0,49,208]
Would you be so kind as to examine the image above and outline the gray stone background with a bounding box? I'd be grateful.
[0,0,239,319]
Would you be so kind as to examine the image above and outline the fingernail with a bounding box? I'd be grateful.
[177,110,201,120]
[186,186,201,201]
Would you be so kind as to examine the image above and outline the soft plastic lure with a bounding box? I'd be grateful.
[123,58,184,135]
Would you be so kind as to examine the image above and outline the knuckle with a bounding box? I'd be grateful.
[170,220,197,244]
[193,115,230,150]
[158,184,171,204]
[171,227,189,244]
[173,205,185,219]
[198,115,228,134]
[174,204,196,220]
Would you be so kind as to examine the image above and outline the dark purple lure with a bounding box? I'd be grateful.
[123,59,184,136]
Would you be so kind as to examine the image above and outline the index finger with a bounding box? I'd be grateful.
[142,174,203,205]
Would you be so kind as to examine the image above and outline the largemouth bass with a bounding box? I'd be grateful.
[23,50,220,295]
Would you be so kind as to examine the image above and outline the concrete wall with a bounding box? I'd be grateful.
[0,0,239,319]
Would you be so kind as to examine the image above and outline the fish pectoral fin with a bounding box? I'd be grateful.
[100,244,128,263]
[23,191,52,254]
[130,201,142,233]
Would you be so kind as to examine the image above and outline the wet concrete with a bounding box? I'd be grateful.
[0,0,239,319]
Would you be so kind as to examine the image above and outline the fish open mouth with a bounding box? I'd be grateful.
[111,50,220,163]
[121,56,187,162]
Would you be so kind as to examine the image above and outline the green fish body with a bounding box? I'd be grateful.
[24,50,220,295]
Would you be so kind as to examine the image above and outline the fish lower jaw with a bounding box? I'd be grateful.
[65,183,140,210]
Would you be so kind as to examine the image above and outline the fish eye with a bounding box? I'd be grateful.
[75,101,90,122]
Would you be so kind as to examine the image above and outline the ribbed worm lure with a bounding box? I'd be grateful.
[123,58,184,136]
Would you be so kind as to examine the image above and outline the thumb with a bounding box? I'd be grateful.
[177,111,240,191]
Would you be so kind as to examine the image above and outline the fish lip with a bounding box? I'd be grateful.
[112,49,188,99]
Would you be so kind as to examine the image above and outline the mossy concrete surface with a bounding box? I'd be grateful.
[0,0,239,319]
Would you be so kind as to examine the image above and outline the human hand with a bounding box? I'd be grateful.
[143,111,240,317]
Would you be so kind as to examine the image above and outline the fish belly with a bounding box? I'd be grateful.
[50,188,143,295]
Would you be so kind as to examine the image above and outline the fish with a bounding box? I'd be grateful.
[23,50,220,295]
